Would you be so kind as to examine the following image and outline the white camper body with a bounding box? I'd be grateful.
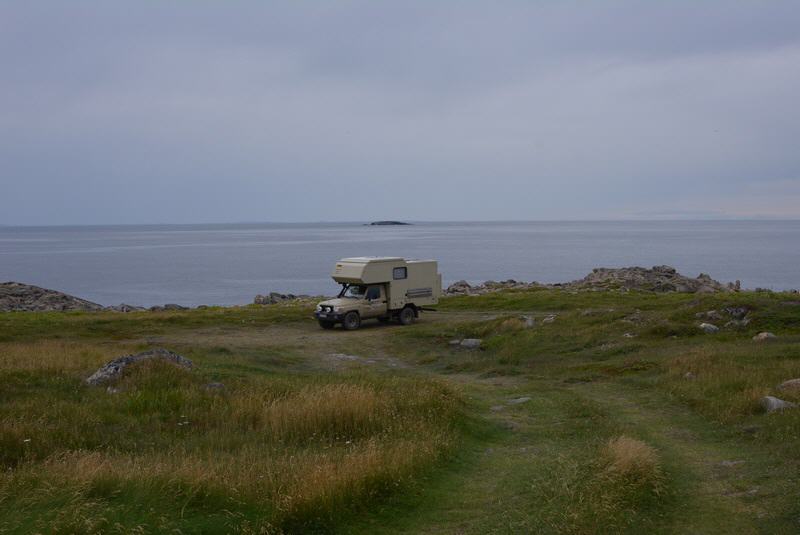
[315,257,442,330]
[332,257,441,309]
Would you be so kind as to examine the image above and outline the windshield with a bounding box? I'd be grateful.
[341,285,366,298]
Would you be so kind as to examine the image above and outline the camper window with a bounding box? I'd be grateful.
[393,267,407,280]
[366,286,381,300]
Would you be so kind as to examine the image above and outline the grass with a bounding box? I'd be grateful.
[1,288,799,532]
[0,338,461,533]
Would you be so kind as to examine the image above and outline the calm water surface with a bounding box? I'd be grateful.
[1,221,798,307]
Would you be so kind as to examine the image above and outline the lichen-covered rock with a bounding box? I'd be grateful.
[460,339,482,349]
[0,282,104,312]
[85,348,193,385]
[699,322,720,334]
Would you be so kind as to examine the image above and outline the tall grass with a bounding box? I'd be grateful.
[0,341,462,532]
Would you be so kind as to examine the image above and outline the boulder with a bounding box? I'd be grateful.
[760,396,797,413]
[254,292,297,305]
[699,323,720,334]
[507,397,532,405]
[542,314,557,324]
[460,339,483,349]
[777,378,800,392]
[0,282,104,312]
[85,348,193,385]
[724,306,749,320]
[753,332,776,341]
[520,315,535,328]
[695,310,723,321]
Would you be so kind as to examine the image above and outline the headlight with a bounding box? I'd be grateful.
[316,304,322,311]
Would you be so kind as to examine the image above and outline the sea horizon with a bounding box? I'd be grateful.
[2,220,799,307]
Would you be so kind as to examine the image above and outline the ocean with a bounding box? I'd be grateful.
[1,221,799,307]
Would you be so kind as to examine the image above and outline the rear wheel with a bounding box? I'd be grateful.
[318,319,335,329]
[398,306,416,326]
[342,311,361,330]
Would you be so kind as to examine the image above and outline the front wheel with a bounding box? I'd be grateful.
[318,319,335,329]
[398,306,416,326]
[342,311,361,330]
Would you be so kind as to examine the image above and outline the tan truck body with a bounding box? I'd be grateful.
[315,257,441,329]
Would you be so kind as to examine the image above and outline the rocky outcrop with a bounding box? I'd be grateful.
[85,348,193,385]
[0,282,104,312]
[445,266,733,296]
[565,266,730,293]
[368,221,411,226]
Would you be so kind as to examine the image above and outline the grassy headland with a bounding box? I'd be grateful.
[1,289,799,533]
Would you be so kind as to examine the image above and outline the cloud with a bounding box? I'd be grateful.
[1,1,799,224]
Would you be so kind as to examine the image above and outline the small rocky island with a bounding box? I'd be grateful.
[367,221,411,226]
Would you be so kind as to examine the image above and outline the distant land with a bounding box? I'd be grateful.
[366,221,411,226]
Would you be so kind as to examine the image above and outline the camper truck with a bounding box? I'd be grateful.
[315,257,442,330]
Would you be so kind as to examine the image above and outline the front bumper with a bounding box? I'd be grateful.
[314,311,344,322]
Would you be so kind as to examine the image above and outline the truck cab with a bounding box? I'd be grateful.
[315,257,441,330]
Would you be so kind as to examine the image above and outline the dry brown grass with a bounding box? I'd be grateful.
[600,436,662,483]
[0,340,461,532]
[0,340,131,373]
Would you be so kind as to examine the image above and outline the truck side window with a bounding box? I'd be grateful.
[393,267,407,280]
[366,286,380,300]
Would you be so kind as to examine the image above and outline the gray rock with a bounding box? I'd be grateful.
[684,372,697,380]
[622,332,637,338]
[490,405,505,412]
[542,314,557,324]
[507,396,532,405]
[759,395,797,413]
[254,292,297,305]
[85,348,193,385]
[777,378,800,392]
[699,322,720,334]
[753,332,777,341]
[107,303,146,313]
[460,338,482,349]
[448,339,462,346]
[724,306,749,320]
[0,282,104,312]
[519,315,535,328]
[163,303,188,311]
[205,382,225,390]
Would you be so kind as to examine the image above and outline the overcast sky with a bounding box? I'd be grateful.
[2,1,800,225]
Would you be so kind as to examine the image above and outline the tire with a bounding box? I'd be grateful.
[342,311,361,330]
[398,306,416,326]
[318,319,335,330]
